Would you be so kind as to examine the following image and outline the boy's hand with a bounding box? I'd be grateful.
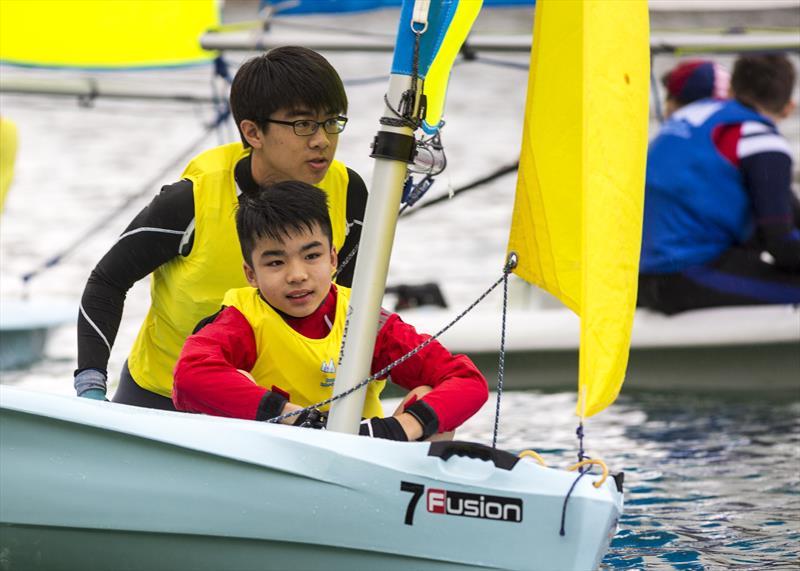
[80,388,109,401]
[74,369,109,401]
[292,408,327,429]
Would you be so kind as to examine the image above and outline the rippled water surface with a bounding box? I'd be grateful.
[2,5,799,570]
[442,389,800,570]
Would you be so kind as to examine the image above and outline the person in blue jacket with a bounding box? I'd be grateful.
[639,54,800,314]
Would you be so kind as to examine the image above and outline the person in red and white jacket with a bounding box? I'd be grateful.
[173,180,488,441]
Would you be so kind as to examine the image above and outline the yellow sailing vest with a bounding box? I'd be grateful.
[223,286,385,418]
[129,142,350,396]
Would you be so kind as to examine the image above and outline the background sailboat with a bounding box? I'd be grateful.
[0,0,222,102]
[0,0,229,370]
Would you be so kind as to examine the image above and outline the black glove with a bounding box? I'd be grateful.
[359,417,408,441]
[293,408,327,429]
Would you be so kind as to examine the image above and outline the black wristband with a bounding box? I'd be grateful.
[256,391,288,421]
[359,416,409,441]
[404,400,440,441]
[381,416,409,441]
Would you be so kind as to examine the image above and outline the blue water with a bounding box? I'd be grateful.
[457,390,800,570]
[602,392,800,570]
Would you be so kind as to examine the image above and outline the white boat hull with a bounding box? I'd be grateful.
[0,387,623,570]
[398,305,800,391]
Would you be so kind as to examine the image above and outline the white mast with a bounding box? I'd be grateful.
[326,2,430,434]
[326,0,481,433]
[326,83,421,434]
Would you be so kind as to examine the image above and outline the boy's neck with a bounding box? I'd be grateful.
[249,153,272,187]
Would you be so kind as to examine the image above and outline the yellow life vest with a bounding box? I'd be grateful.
[223,286,385,418]
[128,142,350,396]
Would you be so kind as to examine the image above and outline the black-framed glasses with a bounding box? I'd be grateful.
[263,116,348,136]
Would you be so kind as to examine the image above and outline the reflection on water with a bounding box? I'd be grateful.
[458,390,800,570]
[605,393,800,570]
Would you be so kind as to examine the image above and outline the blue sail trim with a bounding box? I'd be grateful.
[391,0,456,79]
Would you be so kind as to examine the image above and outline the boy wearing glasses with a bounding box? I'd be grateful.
[74,47,367,409]
[173,182,489,441]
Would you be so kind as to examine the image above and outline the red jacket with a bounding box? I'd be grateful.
[173,286,488,432]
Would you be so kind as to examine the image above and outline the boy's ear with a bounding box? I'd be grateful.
[240,120,263,149]
[779,100,796,120]
[330,246,338,270]
[243,261,258,287]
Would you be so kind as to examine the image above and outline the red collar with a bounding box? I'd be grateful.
[281,284,338,339]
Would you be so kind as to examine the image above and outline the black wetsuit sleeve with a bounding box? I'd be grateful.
[791,192,800,228]
[76,180,195,375]
[336,168,368,287]
[741,152,800,271]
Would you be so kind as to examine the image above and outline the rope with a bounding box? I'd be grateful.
[558,421,595,536]
[19,106,229,287]
[267,269,509,424]
[576,422,587,463]
[559,469,590,536]
[380,25,426,131]
[492,252,517,448]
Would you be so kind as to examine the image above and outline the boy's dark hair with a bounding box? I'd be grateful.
[236,181,333,266]
[731,54,796,115]
[230,46,348,148]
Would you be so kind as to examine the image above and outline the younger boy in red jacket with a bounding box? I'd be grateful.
[173,181,488,441]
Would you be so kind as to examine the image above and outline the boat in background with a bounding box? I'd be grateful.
[0,1,227,372]
[0,299,75,371]
[0,0,218,69]
[1,115,74,371]
[398,300,800,393]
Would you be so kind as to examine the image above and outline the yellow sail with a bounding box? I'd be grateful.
[507,0,650,417]
[0,0,218,69]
